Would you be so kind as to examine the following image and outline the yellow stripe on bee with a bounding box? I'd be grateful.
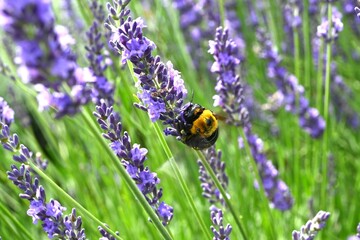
[190,110,218,137]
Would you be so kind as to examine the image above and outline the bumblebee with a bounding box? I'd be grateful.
[175,102,219,150]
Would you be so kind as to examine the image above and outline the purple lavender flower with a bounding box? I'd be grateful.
[256,28,325,138]
[8,163,86,239]
[210,206,232,240]
[173,0,204,69]
[198,146,229,206]
[94,101,173,225]
[292,210,330,240]
[282,0,302,54]
[85,1,115,105]
[208,26,293,210]
[173,0,245,70]
[61,0,84,33]
[98,225,120,240]
[316,7,344,42]
[106,1,195,147]
[0,0,94,118]
[312,11,358,129]
[173,0,202,29]
[329,70,359,129]
[309,0,320,16]
[0,97,15,127]
[355,7,360,18]
[1,98,85,239]
[208,27,248,126]
[242,124,294,211]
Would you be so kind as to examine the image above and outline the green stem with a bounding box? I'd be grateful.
[293,29,301,81]
[302,0,312,98]
[293,22,301,204]
[218,0,225,26]
[0,201,35,240]
[322,2,333,208]
[196,150,248,240]
[323,4,332,124]
[80,109,173,240]
[152,123,212,239]
[316,42,324,115]
[27,161,123,240]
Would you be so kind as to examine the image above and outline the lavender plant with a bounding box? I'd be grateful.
[292,210,331,240]
[313,7,358,128]
[210,206,232,240]
[0,97,85,239]
[0,0,117,118]
[316,7,344,42]
[209,27,293,211]
[0,0,92,118]
[255,28,325,138]
[85,0,115,105]
[93,101,173,226]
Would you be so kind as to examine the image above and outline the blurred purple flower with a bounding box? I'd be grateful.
[98,225,120,240]
[0,97,15,127]
[85,1,115,105]
[316,7,343,42]
[243,124,294,211]
[256,28,325,138]
[173,0,245,70]
[94,101,173,226]
[208,26,292,210]
[309,0,320,16]
[0,0,99,118]
[292,210,330,240]
[282,0,302,54]
[356,7,360,18]
[312,10,359,129]
[210,205,232,240]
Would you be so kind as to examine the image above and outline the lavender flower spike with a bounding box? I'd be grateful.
[8,165,86,239]
[85,0,115,106]
[243,124,294,211]
[94,101,173,225]
[106,1,194,146]
[256,28,325,138]
[198,146,229,206]
[0,97,15,127]
[292,210,331,240]
[1,98,86,239]
[208,26,293,210]
[355,7,360,18]
[0,0,93,118]
[208,27,248,126]
[210,205,232,240]
[317,7,344,42]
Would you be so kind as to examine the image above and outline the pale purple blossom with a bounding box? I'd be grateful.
[292,211,330,240]
[210,206,232,240]
[94,101,173,225]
